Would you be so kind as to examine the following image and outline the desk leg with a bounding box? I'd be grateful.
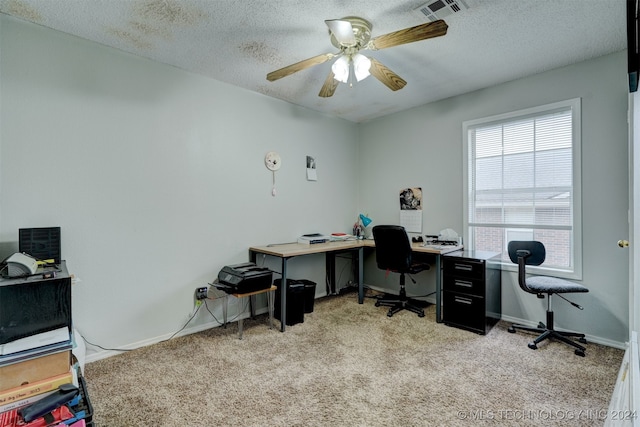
[268,288,274,330]
[238,317,244,340]
[326,252,336,295]
[435,254,442,323]
[249,295,256,318]
[358,247,364,304]
[223,295,228,328]
[280,258,288,332]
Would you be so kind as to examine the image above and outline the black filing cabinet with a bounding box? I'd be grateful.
[443,251,501,334]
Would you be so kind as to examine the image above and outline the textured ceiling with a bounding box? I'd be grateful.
[0,0,628,122]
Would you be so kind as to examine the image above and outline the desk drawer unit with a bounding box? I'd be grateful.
[443,273,484,297]
[443,251,501,334]
[443,292,486,332]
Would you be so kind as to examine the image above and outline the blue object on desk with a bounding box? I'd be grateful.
[359,214,372,227]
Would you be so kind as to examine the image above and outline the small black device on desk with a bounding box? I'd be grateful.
[216,262,273,294]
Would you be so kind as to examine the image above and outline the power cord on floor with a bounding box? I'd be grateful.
[81,303,204,352]
[82,294,251,352]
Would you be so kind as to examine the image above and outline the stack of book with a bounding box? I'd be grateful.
[0,260,93,426]
[0,327,75,420]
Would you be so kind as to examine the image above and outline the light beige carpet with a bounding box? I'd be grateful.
[84,293,624,426]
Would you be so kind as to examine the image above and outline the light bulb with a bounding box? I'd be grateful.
[331,56,350,83]
[353,54,371,82]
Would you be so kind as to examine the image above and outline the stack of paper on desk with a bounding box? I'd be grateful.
[297,234,329,244]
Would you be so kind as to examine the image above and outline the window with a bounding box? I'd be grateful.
[463,99,581,278]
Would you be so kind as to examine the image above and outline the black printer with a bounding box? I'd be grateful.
[216,262,273,294]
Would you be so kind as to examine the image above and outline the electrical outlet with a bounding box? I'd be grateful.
[195,287,208,300]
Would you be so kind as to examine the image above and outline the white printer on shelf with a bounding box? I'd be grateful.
[3,252,38,277]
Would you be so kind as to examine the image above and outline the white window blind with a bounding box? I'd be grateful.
[463,99,582,278]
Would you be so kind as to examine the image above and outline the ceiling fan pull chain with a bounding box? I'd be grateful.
[348,57,355,88]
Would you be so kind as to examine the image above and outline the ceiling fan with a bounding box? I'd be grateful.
[266,17,448,97]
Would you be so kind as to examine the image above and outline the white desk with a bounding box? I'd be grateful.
[249,240,462,331]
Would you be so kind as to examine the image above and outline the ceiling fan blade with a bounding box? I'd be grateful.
[267,53,336,82]
[325,19,356,46]
[368,58,407,91]
[318,69,339,98]
[369,20,448,50]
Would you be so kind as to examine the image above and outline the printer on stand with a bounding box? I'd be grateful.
[216,262,273,294]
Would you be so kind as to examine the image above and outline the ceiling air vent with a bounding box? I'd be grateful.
[413,0,468,22]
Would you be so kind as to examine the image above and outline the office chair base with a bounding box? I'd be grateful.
[375,296,426,318]
[508,323,587,357]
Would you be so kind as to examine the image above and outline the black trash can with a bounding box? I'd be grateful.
[299,280,317,313]
[274,279,305,326]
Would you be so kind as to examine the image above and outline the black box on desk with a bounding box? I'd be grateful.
[273,279,305,326]
[217,262,272,294]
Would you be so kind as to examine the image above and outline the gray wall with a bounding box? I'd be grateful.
[0,16,359,357]
[359,51,630,346]
[0,14,630,357]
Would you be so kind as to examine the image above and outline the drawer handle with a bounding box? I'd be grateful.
[454,296,473,305]
[454,263,473,271]
[454,280,473,288]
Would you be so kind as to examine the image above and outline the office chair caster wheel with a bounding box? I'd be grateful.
[528,342,538,350]
[507,326,516,333]
[418,312,425,318]
[575,349,585,357]
[578,337,587,344]
[386,311,394,318]
[538,322,545,329]
[375,301,381,307]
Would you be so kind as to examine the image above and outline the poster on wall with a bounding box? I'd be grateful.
[399,187,422,233]
[306,156,317,181]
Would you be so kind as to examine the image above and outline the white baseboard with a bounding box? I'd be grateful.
[85,291,627,363]
[84,307,270,363]
[364,282,627,349]
[499,314,627,350]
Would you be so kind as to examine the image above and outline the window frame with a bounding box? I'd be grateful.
[462,98,582,280]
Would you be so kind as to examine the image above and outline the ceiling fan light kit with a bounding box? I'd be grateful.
[266,17,448,98]
[331,54,371,85]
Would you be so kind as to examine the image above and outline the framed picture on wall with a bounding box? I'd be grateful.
[306,156,317,181]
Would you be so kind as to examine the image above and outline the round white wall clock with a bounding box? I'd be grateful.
[264,152,281,196]
[264,151,281,171]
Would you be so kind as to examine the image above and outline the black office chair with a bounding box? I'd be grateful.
[372,225,430,318]
[507,241,588,357]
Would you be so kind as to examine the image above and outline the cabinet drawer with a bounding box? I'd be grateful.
[443,291,486,333]
[443,275,485,297]
[443,258,485,280]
